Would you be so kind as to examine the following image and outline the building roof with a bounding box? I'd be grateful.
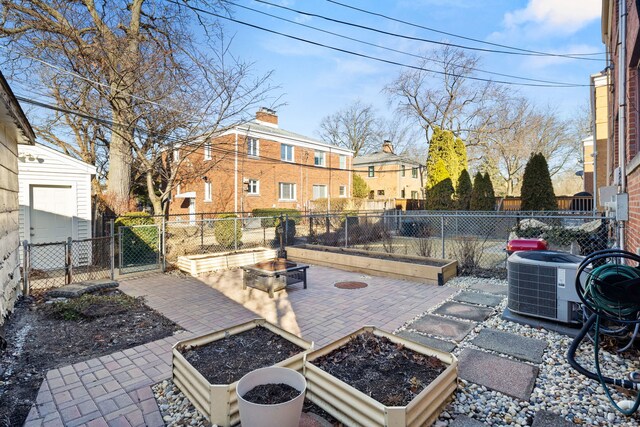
[0,70,35,145]
[233,120,354,156]
[353,150,421,166]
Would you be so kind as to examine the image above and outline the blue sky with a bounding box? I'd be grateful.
[222,0,604,139]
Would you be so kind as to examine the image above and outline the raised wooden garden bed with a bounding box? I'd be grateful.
[172,319,313,427]
[287,244,457,285]
[303,326,458,427]
[176,247,277,276]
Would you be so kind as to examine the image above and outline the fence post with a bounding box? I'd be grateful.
[344,214,349,248]
[110,220,115,280]
[441,216,445,259]
[22,240,30,296]
[285,214,289,246]
[66,237,73,285]
[234,217,238,251]
[161,216,166,272]
[200,213,204,251]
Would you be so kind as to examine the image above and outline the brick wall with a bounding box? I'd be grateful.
[355,163,423,199]
[169,131,352,215]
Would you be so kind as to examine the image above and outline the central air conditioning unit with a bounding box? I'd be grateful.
[507,250,585,324]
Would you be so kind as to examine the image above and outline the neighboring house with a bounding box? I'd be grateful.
[18,143,96,246]
[583,72,609,208]
[353,141,423,201]
[169,108,353,217]
[602,0,640,251]
[0,71,35,325]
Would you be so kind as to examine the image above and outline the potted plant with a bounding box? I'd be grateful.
[236,366,306,427]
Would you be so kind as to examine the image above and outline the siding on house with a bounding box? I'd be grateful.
[17,144,95,243]
[0,71,35,325]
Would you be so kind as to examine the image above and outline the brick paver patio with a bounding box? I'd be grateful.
[24,265,455,427]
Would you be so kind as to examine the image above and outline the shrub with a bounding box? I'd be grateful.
[114,212,154,229]
[214,214,242,248]
[251,208,301,227]
[353,173,370,198]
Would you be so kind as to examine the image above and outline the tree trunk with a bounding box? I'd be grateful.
[106,126,132,213]
[146,169,164,216]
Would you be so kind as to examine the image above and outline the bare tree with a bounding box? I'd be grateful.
[384,45,504,144]
[472,97,577,196]
[0,0,274,213]
[317,100,383,157]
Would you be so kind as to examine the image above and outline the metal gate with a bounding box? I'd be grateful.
[118,224,161,274]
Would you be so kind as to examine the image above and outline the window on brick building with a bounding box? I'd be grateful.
[339,155,347,170]
[173,149,179,161]
[411,191,419,199]
[281,144,294,162]
[204,182,212,201]
[368,166,375,177]
[412,167,418,178]
[204,143,212,160]
[401,189,405,198]
[248,138,259,157]
[378,190,385,196]
[312,184,327,199]
[247,179,259,195]
[314,151,326,167]
[279,182,296,200]
[339,185,346,197]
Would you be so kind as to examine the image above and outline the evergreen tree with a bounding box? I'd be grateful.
[352,173,370,198]
[469,172,485,211]
[483,173,496,211]
[426,160,454,210]
[456,169,473,210]
[520,153,558,211]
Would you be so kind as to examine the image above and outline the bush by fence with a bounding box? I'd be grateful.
[251,208,301,227]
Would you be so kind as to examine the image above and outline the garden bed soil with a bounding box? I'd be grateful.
[312,332,447,407]
[0,290,179,427]
[242,383,300,404]
[181,326,303,384]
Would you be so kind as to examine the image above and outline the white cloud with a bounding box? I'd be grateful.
[504,0,600,34]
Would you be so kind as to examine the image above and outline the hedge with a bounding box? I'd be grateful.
[214,214,242,248]
[251,208,301,227]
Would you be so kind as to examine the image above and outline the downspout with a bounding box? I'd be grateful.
[590,77,598,212]
[618,0,627,250]
[328,147,332,212]
[234,131,238,213]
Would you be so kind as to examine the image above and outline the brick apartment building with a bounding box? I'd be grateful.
[602,0,640,251]
[169,108,353,217]
[353,141,424,201]
[583,73,609,207]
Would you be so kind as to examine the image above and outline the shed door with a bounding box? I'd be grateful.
[30,185,73,244]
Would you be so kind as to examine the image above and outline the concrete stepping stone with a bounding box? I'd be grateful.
[409,314,475,342]
[396,330,457,353]
[449,415,487,426]
[531,410,576,427]
[472,328,547,363]
[434,301,494,322]
[457,348,539,401]
[467,282,508,296]
[453,291,503,307]
[47,279,119,298]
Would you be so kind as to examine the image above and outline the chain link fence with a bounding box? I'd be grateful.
[163,211,615,275]
[23,235,114,295]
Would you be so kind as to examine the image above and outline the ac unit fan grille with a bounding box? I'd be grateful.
[508,262,557,319]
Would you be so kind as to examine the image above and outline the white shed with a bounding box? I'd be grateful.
[18,144,96,245]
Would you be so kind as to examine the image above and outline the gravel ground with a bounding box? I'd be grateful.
[153,275,640,426]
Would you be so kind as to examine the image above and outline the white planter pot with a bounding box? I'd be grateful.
[236,367,306,427]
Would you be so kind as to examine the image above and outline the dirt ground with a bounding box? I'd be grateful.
[0,290,179,427]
